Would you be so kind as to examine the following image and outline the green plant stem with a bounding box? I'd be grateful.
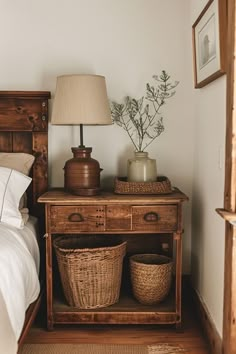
[110,70,179,152]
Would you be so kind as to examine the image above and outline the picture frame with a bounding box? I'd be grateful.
[192,0,226,88]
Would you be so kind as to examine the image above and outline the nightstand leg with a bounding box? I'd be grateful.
[45,231,54,330]
[176,321,183,332]
[47,319,54,331]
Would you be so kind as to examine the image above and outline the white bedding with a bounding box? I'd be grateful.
[0,216,40,345]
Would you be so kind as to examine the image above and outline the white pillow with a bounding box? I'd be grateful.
[0,152,35,212]
[0,167,32,229]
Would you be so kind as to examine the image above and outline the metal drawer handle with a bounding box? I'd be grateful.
[68,213,84,222]
[143,212,159,222]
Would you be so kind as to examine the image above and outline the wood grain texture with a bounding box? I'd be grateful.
[132,206,177,232]
[0,91,50,215]
[38,188,188,205]
[0,98,48,131]
[222,0,236,353]
[39,189,188,331]
[106,205,132,231]
[50,205,106,232]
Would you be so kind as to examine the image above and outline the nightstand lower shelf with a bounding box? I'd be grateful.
[53,290,178,325]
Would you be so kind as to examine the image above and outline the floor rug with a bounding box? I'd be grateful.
[19,343,186,354]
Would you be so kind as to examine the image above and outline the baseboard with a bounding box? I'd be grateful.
[184,276,222,354]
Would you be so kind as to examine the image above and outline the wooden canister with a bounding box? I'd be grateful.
[64,147,102,195]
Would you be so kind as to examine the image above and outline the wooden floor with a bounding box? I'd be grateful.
[24,295,210,354]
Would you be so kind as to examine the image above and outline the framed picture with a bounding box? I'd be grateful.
[192,0,226,88]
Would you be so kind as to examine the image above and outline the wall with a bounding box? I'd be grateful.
[190,0,226,337]
[0,1,193,268]
[1,0,226,338]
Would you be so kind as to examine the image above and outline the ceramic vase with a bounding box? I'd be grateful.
[127,151,157,182]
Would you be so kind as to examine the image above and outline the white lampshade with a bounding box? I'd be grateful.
[51,74,112,125]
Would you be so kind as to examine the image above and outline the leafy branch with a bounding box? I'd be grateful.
[111,70,179,152]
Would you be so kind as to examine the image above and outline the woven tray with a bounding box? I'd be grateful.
[114,176,172,194]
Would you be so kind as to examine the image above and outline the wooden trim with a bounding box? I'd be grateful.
[38,188,188,204]
[0,91,51,99]
[224,0,236,211]
[216,208,236,224]
[186,277,222,354]
[222,0,236,353]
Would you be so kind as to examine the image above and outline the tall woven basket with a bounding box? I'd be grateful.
[130,254,173,305]
[54,235,126,309]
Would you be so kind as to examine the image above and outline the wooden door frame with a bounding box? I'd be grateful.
[218,0,236,352]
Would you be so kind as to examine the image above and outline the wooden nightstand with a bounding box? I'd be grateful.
[38,188,188,330]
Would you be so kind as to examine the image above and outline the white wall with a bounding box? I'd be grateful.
[1,0,226,338]
[190,0,226,337]
[0,1,193,267]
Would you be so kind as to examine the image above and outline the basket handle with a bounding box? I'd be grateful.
[68,213,84,222]
[143,211,159,222]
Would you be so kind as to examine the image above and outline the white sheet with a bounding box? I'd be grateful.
[0,288,17,354]
[0,216,40,344]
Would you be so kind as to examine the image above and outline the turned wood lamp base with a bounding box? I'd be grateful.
[64,146,102,196]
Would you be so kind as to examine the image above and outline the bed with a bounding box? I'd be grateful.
[0,91,50,353]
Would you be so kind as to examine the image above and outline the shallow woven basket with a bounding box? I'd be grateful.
[54,235,127,309]
[130,254,173,305]
[114,176,172,194]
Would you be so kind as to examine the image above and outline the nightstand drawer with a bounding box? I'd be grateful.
[106,205,132,230]
[132,205,177,232]
[50,206,105,232]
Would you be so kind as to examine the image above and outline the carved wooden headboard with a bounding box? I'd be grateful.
[0,91,51,217]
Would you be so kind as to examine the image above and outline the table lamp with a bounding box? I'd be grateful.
[51,74,112,196]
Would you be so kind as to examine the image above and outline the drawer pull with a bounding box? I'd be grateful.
[68,213,84,222]
[144,212,159,222]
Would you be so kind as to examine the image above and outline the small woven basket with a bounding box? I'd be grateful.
[54,235,126,309]
[130,254,173,305]
[114,176,172,194]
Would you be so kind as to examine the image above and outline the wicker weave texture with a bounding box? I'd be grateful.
[114,176,172,194]
[54,235,127,309]
[130,254,173,305]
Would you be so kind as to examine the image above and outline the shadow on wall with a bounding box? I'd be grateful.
[101,144,134,191]
[191,190,205,288]
[117,145,135,177]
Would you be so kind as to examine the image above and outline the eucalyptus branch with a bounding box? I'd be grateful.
[111,104,139,150]
[110,70,179,152]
